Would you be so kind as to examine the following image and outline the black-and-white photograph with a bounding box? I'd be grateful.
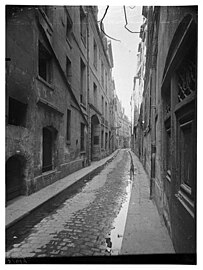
[5,1,198,265]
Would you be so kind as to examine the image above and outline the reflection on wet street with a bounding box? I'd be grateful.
[6,149,133,258]
[106,177,133,255]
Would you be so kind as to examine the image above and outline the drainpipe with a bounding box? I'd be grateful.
[86,7,91,166]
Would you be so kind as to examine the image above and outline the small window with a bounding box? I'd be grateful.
[101,130,104,148]
[105,70,108,93]
[8,97,27,127]
[66,56,72,84]
[101,96,104,115]
[105,101,107,119]
[80,59,86,105]
[93,83,97,107]
[66,109,71,143]
[93,39,97,68]
[80,6,87,45]
[105,132,108,149]
[80,123,85,151]
[38,41,52,84]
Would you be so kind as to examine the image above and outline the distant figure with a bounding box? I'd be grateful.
[130,161,134,180]
[128,151,134,180]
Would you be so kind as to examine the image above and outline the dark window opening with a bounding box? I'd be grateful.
[80,59,86,105]
[93,135,99,145]
[101,96,104,115]
[6,155,25,201]
[42,128,53,173]
[66,109,71,142]
[66,56,72,84]
[105,132,108,149]
[93,83,97,107]
[38,41,52,84]
[101,130,104,148]
[8,97,27,127]
[93,39,97,68]
[105,101,107,119]
[80,123,85,151]
[105,70,108,93]
[80,94,83,104]
[180,120,194,189]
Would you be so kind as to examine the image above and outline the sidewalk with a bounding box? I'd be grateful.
[6,150,119,229]
[121,151,175,254]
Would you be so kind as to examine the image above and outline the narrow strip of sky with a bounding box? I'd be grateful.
[98,6,143,120]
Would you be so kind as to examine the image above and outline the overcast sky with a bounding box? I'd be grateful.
[98,6,143,120]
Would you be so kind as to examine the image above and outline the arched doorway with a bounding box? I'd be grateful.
[91,114,100,160]
[6,155,25,201]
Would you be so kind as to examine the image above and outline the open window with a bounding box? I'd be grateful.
[8,97,27,127]
[80,123,85,151]
[38,41,52,84]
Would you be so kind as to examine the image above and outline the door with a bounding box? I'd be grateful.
[42,127,53,172]
[6,156,22,201]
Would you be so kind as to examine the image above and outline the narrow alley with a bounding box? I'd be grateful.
[5,5,197,265]
[6,149,178,264]
[6,150,133,258]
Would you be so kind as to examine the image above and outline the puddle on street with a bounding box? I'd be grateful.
[6,155,117,250]
[106,174,133,255]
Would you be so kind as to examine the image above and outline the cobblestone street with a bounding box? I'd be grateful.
[6,149,132,258]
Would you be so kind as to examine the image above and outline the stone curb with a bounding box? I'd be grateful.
[120,150,175,254]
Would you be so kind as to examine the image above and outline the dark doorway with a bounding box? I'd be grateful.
[91,115,100,161]
[6,155,24,201]
[42,127,53,172]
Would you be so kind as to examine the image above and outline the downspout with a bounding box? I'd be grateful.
[86,8,91,166]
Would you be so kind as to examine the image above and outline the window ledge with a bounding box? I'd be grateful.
[66,37,72,49]
[66,140,71,145]
[175,189,195,218]
[80,102,87,110]
[37,75,54,91]
[81,35,87,48]
[42,169,57,176]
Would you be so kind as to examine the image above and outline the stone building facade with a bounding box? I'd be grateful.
[133,6,197,253]
[131,18,147,157]
[5,6,117,202]
[87,8,114,161]
[113,95,131,149]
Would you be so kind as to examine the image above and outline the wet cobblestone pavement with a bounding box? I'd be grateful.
[6,149,132,258]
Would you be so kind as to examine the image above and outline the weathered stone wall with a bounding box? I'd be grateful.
[6,7,88,197]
